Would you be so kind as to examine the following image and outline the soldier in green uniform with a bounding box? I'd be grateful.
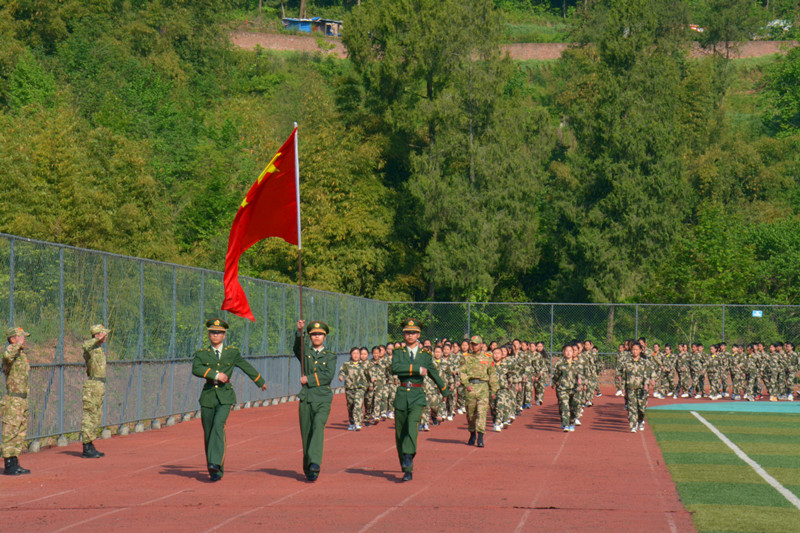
[460,335,499,447]
[2,326,31,476]
[294,319,336,481]
[391,319,450,482]
[81,324,110,459]
[191,318,266,482]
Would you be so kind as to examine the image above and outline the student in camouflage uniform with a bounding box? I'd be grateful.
[676,343,692,397]
[460,335,499,447]
[706,344,723,400]
[614,343,630,396]
[620,342,655,433]
[579,343,597,408]
[339,347,368,430]
[385,343,396,419]
[2,326,32,476]
[441,343,457,420]
[420,345,447,430]
[784,343,797,401]
[718,342,732,398]
[532,342,548,405]
[192,318,267,482]
[656,344,677,398]
[456,340,470,413]
[367,346,390,423]
[552,343,583,432]
[690,343,707,398]
[81,324,110,459]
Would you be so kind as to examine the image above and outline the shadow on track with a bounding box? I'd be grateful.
[160,464,211,481]
[345,467,405,483]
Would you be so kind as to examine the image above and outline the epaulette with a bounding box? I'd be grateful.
[421,347,432,355]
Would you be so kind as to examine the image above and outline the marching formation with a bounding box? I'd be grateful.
[3,319,799,483]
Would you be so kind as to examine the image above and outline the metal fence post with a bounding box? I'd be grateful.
[549,304,554,373]
[721,304,726,342]
[169,266,177,414]
[58,247,65,435]
[102,255,108,426]
[8,238,14,325]
[635,304,639,339]
[466,302,471,338]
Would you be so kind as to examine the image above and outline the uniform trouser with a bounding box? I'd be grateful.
[514,385,524,410]
[345,388,365,425]
[677,368,691,393]
[364,388,375,419]
[444,378,457,415]
[626,388,647,427]
[201,399,231,474]
[394,403,424,472]
[371,384,389,419]
[421,389,443,423]
[658,370,674,395]
[556,388,579,427]
[1,396,28,458]
[690,364,706,394]
[533,378,545,403]
[299,397,332,474]
[732,369,746,395]
[523,380,533,405]
[457,384,467,410]
[81,380,105,443]
[496,389,513,422]
[387,384,397,410]
[465,385,490,433]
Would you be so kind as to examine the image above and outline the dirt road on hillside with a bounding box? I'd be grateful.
[231,31,798,60]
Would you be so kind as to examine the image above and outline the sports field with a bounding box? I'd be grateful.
[649,402,800,533]
[1,388,693,532]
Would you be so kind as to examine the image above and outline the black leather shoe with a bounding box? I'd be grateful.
[82,443,102,458]
[401,454,413,470]
[476,433,485,447]
[306,471,319,482]
[208,463,221,475]
[13,457,30,474]
[308,463,320,473]
[210,472,222,482]
[402,471,412,482]
[467,432,476,446]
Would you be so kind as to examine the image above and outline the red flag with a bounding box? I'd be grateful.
[222,127,300,321]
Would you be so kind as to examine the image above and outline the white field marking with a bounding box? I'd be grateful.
[16,489,76,507]
[691,411,800,511]
[357,446,480,533]
[51,489,187,532]
[639,428,679,533]
[514,434,568,533]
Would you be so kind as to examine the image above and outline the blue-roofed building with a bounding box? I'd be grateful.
[282,17,343,37]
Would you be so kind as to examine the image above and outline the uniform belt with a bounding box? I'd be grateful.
[7,392,27,399]
[89,377,106,383]
[400,382,422,388]
[469,378,487,384]
[206,379,221,386]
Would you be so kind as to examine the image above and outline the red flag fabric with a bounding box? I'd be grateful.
[222,128,299,321]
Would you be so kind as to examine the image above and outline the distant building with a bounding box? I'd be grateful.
[282,17,343,37]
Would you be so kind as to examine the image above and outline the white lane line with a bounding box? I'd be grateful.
[639,430,679,533]
[514,435,568,533]
[691,410,800,511]
[17,489,76,507]
[51,489,188,532]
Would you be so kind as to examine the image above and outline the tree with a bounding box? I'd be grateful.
[762,46,800,137]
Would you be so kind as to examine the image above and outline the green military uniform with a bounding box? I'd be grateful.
[293,321,336,481]
[2,326,31,475]
[81,324,110,458]
[392,319,450,479]
[460,336,499,446]
[192,319,265,481]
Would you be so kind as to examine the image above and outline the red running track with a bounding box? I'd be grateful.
[0,387,694,532]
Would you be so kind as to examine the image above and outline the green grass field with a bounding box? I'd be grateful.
[648,410,800,533]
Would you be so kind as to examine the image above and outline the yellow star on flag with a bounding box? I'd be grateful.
[241,152,283,208]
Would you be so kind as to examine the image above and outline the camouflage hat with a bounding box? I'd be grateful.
[469,335,483,345]
[307,321,329,335]
[205,318,229,333]
[90,324,110,336]
[6,326,30,338]
[400,318,423,333]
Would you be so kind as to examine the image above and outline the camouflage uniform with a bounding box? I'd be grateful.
[552,358,583,428]
[421,357,447,425]
[656,350,677,396]
[2,337,29,459]
[621,357,654,430]
[492,357,516,427]
[614,350,630,393]
[442,355,458,417]
[706,351,723,398]
[531,349,548,404]
[82,332,107,444]
[579,350,597,406]
[338,360,368,427]
[690,349,707,397]
[451,352,467,412]
[675,348,691,396]
[367,357,391,420]
[460,351,499,434]
[519,350,534,406]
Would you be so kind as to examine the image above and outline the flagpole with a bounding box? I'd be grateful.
[294,122,305,374]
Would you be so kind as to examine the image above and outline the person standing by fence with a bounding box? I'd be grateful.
[2,326,31,476]
[192,318,267,482]
[81,324,110,459]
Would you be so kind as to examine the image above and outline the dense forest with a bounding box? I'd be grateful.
[1,0,799,305]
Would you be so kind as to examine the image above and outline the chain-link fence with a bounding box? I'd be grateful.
[0,233,386,441]
[387,302,800,383]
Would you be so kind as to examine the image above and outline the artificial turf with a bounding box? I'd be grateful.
[648,410,800,533]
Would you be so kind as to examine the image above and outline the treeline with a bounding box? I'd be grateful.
[1,0,800,306]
